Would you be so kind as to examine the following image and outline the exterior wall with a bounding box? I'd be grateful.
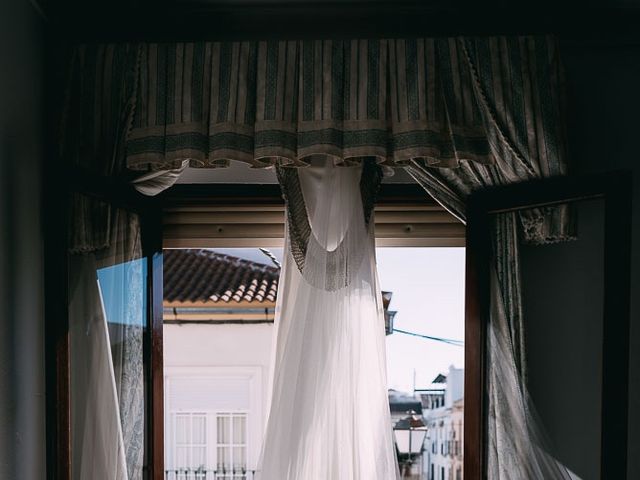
[163,323,275,471]
[449,401,464,480]
[424,367,464,480]
[444,369,463,409]
[425,406,463,480]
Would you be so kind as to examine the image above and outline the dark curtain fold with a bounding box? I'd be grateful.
[61,44,139,177]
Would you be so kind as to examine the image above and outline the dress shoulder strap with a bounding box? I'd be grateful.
[276,159,382,291]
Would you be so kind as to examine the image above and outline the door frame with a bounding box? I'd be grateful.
[464,171,632,480]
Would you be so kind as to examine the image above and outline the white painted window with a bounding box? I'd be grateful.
[168,411,248,479]
[216,413,248,479]
[174,413,208,479]
[164,368,264,477]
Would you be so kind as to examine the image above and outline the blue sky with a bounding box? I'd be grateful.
[215,247,465,394]
[97,258,147,327]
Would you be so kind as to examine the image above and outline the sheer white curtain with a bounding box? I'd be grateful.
[257,158,400,480]
[69,254,129,480]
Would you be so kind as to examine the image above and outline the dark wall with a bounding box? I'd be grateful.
[561,43,640,479]
[0,0,46,478]
[522,42,640,479]
[521,199,605,479]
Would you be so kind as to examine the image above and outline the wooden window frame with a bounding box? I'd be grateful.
[47,172,467,479]
[464,172,632,480]
[44,167,165,480]
[53,171,633,480]
[159,181,468,478]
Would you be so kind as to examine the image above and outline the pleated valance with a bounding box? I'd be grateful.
[62,36,565,174]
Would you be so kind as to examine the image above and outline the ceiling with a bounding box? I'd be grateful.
[47,0,640,44]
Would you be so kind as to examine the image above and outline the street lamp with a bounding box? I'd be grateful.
[393,411,428,478]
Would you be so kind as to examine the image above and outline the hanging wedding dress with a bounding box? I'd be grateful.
[257,158,400,480]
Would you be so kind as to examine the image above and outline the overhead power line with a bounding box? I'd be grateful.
[392,328,464,347]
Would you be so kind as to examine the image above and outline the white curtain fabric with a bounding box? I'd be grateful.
[69,254,129,480]
[257,159,400,480]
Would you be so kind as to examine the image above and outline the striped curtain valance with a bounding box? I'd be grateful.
[126,39,492,170]
[404,35,571,244]
[62,36,565,174]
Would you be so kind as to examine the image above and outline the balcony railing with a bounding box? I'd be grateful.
[164,469,257,480]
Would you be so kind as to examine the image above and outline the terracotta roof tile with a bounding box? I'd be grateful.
[164,249,393,313]
[164,249,279,304]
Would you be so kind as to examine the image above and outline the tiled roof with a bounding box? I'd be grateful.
[164,249,279,303]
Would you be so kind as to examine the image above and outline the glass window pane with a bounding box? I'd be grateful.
[232,415,246,444]
[69,197,147,480]
[176,447,188,468]
[217,415,231,444]
[193,414,207,444]
[218,446,231,469]
[176,414,189,444]
[514,199,605,477]
[233,447,246,469]
[193,446,206,469]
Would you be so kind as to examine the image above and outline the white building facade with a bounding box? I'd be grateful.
[162,249,280,479]
[423,366,465,480]
[164,322,275,478]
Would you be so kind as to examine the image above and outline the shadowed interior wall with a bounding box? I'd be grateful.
[0,0,45,478]
[562,44,640,478]
[520,199,605,480]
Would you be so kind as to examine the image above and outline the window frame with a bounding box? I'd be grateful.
[163,365,264,477]
[45,166,165,480]
[167,409,250,478]
[48,175,467,479]
[464,172,632,480]
[172,411,209,474]
[214,411,250,479]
